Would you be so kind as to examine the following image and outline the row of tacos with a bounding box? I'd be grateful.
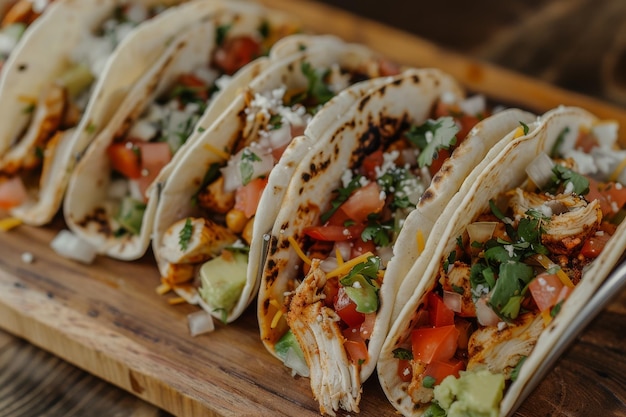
[0,1,625,416]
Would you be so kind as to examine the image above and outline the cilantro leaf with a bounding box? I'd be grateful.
[215,24,232,46]
[178,218,193,251]
[361,218,393,247]
[239,148,262,185]
[392,347,413,360]
[405,117,460,168]
[300,61,334,106]
[511,356,527,382]
[520,121,529,135]
[545,164,590,196]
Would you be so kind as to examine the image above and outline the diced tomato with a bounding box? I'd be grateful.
[411,325,459,364]
[213,36,261,75]
[456,114,482,142]
[340,181,385,223]
[359,312,376,341]
[134,142,172,196]
[454,318,473,350]
[427,292,455,327]
[234,177,268,218]
[580,232,612,258]
[176,73,209,102]
[586,177,626,217]
[0,176,28,210]
[342,326,369,365]
[397,359,413,382]
[377,58,401,77]
[361,149,384,180]
[334,287,365,328]
[529,272,564,313]
[423,359,464,385]
[107,142,142,179]
[351,238,377,259]
[575,130,599,153]
[303,223,365,242]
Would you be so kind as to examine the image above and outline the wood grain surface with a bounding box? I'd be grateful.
[2,0,626,416]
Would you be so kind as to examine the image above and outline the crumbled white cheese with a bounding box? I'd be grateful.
[21,252,34,264]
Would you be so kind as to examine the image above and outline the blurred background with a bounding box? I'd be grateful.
[316,0,626,108]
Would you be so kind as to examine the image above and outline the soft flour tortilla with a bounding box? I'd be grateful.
[0,0,206,225]
[63,0,297,260]
[151,36,393,324]
[377,106,626,417]
[257,68,467,382]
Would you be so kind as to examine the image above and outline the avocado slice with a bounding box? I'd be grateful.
[198,250,248,313]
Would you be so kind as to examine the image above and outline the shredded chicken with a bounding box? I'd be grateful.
[287,259,361,416]
[439,261,476,317]
[508,188,602,255]
[160,217,237,264]
[467,313,544,379]
[1,84,66,174]
[197,176,235,214]
[407,360,433,404]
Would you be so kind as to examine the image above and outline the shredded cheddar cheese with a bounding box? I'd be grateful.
[533,254,575,288]
[609,157,626,182]
[541,308,553,326]
[327,251,375,278]
[203,143,230,161]
[168,296,186,305]
[270,308,283,329]
[416,229,425,254]
[335,247,344,265]
[269,298,282,309]
[288,236,311,265]
[0,217,22,232]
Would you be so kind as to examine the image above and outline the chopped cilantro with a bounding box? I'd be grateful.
[546,164,589,196]
[268,114,283,130]
[392,347,413,360]
[239,148,262,185]
[34,146,44,160]
[443,250,456,272]
[511,356,527,381]
[520,121,529,135]
[550,300,564,317]
[422,375,436,389]
[405,117,460,168]
[178,218,193,251]
[340,256,381,314]
[300,61,334,107]
[361,217,393,247]
[85,123,97,134]
[216,24,232,46]
[320,175,363,223]
[451,284,464,294]
[258,19,270,39]
[550,127,570,158]
[22,103,35,114]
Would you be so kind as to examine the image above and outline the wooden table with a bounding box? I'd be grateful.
[2,1,626,416]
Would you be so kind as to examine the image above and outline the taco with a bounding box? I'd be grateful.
[377,106,626,417]
[0,0,54,70]
[62,0,298,260]
[254,67,536,415]
[150,35,400,325]
[0,0,215,225]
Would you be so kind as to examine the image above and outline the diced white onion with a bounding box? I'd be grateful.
[220,147,274,193]
[127,179,144,201]
[377,246,394,265]
[50,230,97,264]
[458,94,486,116]
[443,290,463,313]
[525,152,555,190]
[475,296,500,327]
[128,119,157,141]
[591,121,619,149]
[467,222,497,244]
[284,347,310,378]
[187,310,215,336]
[267,121,292,150]
[319,257,339,273]
[334,241,352,261]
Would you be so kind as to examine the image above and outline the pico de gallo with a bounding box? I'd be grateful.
[391,119,626,415]
[158,56,401,320]
[0,3,170,209]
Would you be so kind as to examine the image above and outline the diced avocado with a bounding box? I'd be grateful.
[57,62,95,98]
[274,329,305,362]
[198,251,247,312]
[433,368,505,417]
[341,273,378,313]
[115,196,146,235]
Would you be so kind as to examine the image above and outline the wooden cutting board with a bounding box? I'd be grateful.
[2,0,626,416]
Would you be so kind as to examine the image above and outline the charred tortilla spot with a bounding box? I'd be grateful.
[420,189,435,204]
[301,171,311,182]
[358,94,371,112]
[77,207,113,237]
[268,235,280,256]
[17,63,27,71]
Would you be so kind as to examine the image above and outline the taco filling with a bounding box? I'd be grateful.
[267,95,491,415]
[98,20,295,239]
[158,59,399,319]
[0,3,168,209]
[390,120,626,416]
